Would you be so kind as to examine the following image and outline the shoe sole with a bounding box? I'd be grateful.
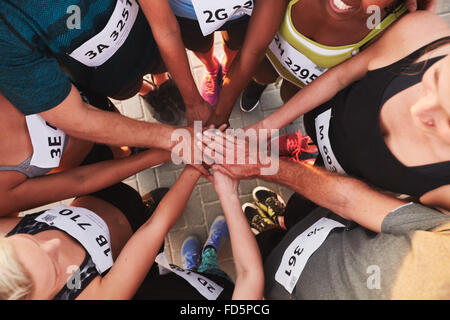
[252,186,286,219]
[239,97,260,113]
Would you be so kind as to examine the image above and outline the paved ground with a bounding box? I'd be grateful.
[22,2,450,282]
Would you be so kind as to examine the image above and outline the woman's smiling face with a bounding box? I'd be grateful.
[324,0,399,19]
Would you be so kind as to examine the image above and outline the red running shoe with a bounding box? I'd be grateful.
[276,130,319,165]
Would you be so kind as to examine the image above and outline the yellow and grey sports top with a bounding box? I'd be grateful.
[266,0,408,88]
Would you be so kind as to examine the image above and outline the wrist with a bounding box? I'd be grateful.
[183,93,204,109]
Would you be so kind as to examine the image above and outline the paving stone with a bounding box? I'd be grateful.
[437,0,450,14]
[136,167,158,196]
[199,183,220,203]
[238,179,258,195]
[260,88,283,111]
[120,95,144,120]
[183,188,206,227]
[156,169,178,188]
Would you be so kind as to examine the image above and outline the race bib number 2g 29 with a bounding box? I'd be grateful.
[69,0,139,67]
[192,0,253,36]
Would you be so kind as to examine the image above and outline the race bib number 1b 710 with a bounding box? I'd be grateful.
[69,0,139,67]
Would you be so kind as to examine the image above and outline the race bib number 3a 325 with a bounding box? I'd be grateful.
[192,0,253,36]
[69,0,139,67]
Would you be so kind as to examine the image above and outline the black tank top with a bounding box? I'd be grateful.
[304,37,450,198]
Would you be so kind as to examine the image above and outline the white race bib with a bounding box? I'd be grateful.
[155,252,224,300]
[191,0,253,36]
[275,218,345,294]
[269,32,327,86]
[69,0,139,67]
[25,114,66,169]
[36,205,113,274]
[314,109,346,174]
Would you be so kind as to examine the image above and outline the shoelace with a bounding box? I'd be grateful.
[204,72,218,95]
[265,197,284,218]
[288,130,318,163]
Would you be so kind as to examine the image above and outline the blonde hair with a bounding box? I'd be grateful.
[0,237,32,300]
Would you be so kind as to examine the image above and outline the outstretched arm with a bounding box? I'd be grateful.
[0,148,171,216]
[83,165,202,300]
[41,85,175,150]
[138,0,211,124]
[208,0,288,126]
[212,170,264,300]
[215,158,405,233]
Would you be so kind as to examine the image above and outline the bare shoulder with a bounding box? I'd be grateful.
[420,184,450,213]
[367,11,450,70]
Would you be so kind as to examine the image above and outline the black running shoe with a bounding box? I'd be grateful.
[242,202,278,235]
[140,78,181,125]
[142,187,170,215]
[240,80,268,112]
[252,186,286,222]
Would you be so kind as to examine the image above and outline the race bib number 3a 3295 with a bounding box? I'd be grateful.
[69,0,139,67]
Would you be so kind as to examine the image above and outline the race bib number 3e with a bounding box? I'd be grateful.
[69,0,139,67]
[275,218,344,294]
[25,114,66,169]
[192,0,253,36]
[269,32,327,86]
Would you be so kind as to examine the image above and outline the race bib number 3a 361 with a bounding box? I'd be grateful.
[192,0,253,36]
[69,0,139,67]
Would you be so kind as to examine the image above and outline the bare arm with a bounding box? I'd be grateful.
[82,165,201,300]
[138,0,211,124]
[40,85,175,150]
[0,149,171,216]
[212,170,264,300]
[208,0,288,126]
[254,11,449,131]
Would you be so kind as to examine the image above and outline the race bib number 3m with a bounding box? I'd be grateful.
[192,0,253,36]
[314,109,346,174]
[275,217,345,294]
[69,0,139,67]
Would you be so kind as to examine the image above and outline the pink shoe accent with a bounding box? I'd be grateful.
[200,59,222,107]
